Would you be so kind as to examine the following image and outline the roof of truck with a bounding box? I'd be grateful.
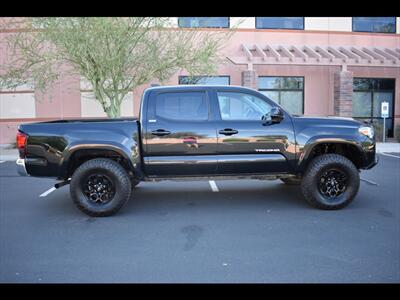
[144,85,257,92]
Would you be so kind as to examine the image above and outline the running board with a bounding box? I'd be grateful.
[143,174,296,182]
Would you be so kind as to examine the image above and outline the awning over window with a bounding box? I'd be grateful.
[228,44,400,68]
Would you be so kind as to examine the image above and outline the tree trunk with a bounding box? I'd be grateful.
[92,85,122,118]
[107,103,121,118]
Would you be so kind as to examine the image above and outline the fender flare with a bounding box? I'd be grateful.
[296,136,364,172]
[59,142,142,178]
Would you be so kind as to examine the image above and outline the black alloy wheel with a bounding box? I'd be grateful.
[70,158,132,217]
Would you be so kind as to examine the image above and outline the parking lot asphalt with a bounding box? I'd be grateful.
[0,154,399,283]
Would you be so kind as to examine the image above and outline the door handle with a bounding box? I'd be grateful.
[219,128,238,136]
[151,129,171,136]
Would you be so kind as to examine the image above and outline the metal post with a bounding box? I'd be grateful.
[383,117,386,143]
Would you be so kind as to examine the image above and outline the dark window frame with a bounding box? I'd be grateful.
[258,76,305,115]
[178,75,231,85]
[255,17,304,30]
[177,17,230,28]
[352,17,397,34]
[353,77,396,137]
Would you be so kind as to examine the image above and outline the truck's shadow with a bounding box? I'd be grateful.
[123,181,308,215]
[49,181,309,217]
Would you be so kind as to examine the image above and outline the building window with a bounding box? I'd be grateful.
[352,17,396,33]
[353,78,395,137]
[0,83,36,119]
[178,17,229,28]
[179,75,230,85]
[255,17,304,30]
[258,76,304,115]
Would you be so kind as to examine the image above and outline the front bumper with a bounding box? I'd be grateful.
[16,158,29,176]
[364,152,379,170]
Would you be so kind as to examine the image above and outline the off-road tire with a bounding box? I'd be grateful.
[280,177,302,185]
[70,158,132,217]
[301,154,360,210]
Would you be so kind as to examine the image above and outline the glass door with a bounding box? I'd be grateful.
[373,92,394,136]
[352,78,395,137]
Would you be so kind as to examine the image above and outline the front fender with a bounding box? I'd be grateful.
[296,135,364,172]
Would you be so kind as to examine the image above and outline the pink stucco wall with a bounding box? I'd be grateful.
[1,28,399,144]
[34,73,81,119]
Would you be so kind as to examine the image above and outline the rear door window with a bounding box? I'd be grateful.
[155,92,209,121]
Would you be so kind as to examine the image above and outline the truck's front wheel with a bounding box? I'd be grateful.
[70,158,132,217]
[301,154,359,210]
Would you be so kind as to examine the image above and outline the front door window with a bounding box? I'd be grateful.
[217,92,272,121]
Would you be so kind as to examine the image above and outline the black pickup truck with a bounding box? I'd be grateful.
[16,85,378,216]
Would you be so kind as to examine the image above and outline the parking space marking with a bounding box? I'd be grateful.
[361,178,378,186]
[0,161,5,164]
[209,180,219,192]
[380,153,400,159]
[39,187,57,197]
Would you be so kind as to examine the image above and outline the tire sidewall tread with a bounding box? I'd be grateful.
[70,158,132,217]
[301,154,360,210]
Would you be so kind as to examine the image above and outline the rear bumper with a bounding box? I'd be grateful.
[16,159,29,176]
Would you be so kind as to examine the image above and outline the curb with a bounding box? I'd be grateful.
[0,155,18,161]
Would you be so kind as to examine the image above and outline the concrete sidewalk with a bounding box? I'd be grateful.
[0,147,18,161]
[375,142,400,154]
[1,142,399,162]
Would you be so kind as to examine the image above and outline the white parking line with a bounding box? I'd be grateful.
[380,153,400,159]
[209,180,219,192]
[39,187,57,197]
[360,178,378,186]
[0,161,5,164]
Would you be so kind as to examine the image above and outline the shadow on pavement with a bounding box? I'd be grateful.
[46,180,308,217]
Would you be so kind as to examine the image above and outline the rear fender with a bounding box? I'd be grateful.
[60,141,143,179]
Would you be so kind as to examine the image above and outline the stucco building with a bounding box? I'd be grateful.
[1,17,399,144]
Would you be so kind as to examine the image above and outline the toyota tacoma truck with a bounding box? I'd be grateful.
[15,85,378,216]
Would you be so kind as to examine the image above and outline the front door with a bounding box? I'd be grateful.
[143,89,218,176]
[213,90,296,174]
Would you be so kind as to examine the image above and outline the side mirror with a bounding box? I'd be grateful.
[269,107,284,123]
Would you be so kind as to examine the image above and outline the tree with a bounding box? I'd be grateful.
[0,17,233,118]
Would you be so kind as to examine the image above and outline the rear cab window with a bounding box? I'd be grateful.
[153,91,209,121]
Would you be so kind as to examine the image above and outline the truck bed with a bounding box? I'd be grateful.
[18,118,141,179]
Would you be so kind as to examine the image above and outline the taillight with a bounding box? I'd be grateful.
[16,131,28,156]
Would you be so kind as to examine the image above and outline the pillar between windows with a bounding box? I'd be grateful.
[334,70,353,117]
[242,70,258,90]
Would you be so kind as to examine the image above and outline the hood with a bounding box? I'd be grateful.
[292,115,365,127]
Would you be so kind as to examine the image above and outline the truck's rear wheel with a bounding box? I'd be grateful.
[70,158,132,217]
[301,154,359,210]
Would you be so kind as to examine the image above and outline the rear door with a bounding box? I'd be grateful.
[142,88,218,176]
[212,89,296,174]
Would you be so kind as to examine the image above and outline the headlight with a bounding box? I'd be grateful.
[359,126,374,139]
